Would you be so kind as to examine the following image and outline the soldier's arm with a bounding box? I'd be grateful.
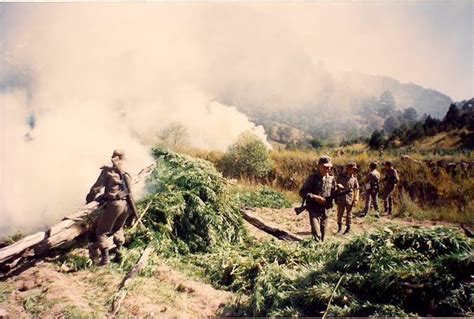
[299,175,314,199]
[394,170,400,184]
[353,178,360,203]
[86,168,107,203]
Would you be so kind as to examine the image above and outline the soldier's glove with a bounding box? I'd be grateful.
[86,192,96,204]
[116,190,129,200]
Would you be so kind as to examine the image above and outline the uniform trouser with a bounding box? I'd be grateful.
[337,204,353,227]
[96,199,129,250]
[308,211,327,241]
[363,190,379,213]
[382,185,395,214]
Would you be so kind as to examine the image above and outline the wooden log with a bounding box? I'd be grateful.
[108,246,153,317]
[240,209,302,242]
[0,165,155,273]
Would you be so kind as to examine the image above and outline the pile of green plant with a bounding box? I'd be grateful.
[188,226,473,317]
[232,186,292,209]
[128,148,247,255]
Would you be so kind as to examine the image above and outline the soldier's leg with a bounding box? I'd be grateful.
[308,212,320,241]
[336,204,344,232]
[111,201,129,263]
[362,192,371,215]
[372,191,379,212]
[320,214,328,241]
[346,205,352,227]
[96,201,123,265]
[387,194,393,215]
[111,200,128,246]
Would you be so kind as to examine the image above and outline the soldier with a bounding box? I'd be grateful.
[299,156,336,241]
[361,162,380,217]
[382,161,399,215]
[86,150,133,266]
[335,162,359,234]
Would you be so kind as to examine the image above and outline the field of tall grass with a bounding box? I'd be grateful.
[186,145,473,224]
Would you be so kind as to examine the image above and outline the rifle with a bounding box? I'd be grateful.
[294,188,357,215]
[111,157,141,223]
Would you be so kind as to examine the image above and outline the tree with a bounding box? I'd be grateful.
[309,137,323,149]
[368,130,387,150]
[377,91,397,118]
[403,107,418,123]
[443,104,461,130]
[219,132,273,179]
[383,116,400,133]
[156,122,190,151]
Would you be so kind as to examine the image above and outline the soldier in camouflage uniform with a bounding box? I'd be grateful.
[382,161,399,215]
[86,150,132,265]
[361,162,380,216]
[335,162,359,234]
[299,156,336,241]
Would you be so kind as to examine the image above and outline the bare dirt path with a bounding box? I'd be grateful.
[244,206,461,242]
[0,249,234,318]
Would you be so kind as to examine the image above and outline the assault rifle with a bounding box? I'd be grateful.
[111,157,140,222]
[294,188,358,215]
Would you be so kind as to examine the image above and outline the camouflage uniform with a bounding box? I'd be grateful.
[86,150,132,265]
[382,166,399,215]
[335,171,359,231]
[299,171,336,241]
[363,169,380,215]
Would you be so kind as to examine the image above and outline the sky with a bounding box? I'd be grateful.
[0,1,472,235]
[1,2,472,100]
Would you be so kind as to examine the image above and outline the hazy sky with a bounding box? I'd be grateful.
[1,1,472,100]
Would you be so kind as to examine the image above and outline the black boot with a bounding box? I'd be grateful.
[88,243,100,265]
[337,223,342,233]
[343,226,351,235]
[112,245,123,263]
[99,249,110,266]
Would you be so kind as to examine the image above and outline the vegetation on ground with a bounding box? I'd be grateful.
[230,185,293,209]
[113,149,473,316]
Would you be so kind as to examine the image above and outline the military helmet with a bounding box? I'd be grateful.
[318,156,333,167]
[112,149,125,159]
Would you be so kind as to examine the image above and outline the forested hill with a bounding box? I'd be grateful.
[223,72,452,145]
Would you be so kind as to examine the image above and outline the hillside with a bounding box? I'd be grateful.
[231,72,452,145]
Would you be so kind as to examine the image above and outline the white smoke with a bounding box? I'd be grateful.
[0,5,269,236]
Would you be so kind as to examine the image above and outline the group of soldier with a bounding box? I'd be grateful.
[86,147,408,265]
[299,156,399,241]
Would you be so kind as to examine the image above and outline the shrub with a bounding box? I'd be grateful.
[219,132,273,180]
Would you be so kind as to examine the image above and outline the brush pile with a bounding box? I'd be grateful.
[129,148,246,255]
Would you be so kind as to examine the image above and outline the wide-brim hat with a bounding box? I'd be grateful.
[346,162,358,170]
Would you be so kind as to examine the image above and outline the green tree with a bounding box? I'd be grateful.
[383,116,400,133]
[309,137,323,149]
[219,132,273,179]
[403,107,418,123]
[368,130,387,149]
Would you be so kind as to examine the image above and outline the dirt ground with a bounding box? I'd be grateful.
[244,205,460,242]
[0,207,460,318]
[0,250,234,318]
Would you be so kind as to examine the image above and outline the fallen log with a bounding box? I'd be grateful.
[0,163,156,275]
[240,208,302,242]
[108,245,153,317]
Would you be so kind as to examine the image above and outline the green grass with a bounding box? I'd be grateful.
[0,282,14,303]
[230,185,293,209]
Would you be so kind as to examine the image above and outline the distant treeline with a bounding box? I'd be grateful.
[368,98,474,150]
